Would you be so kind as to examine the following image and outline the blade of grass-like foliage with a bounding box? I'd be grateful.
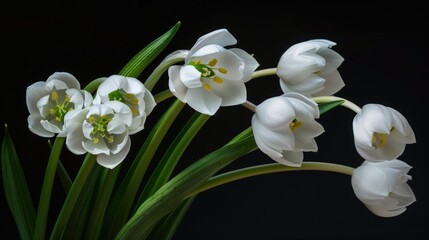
[318,100,345,115]
[118,21,181,80]
[115,134,258,239]
[1,124,36,240]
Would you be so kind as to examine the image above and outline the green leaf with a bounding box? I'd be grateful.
[1,124,36,240]
[318,100,345,115]
[118,21,181,79]
[114,134,257,239]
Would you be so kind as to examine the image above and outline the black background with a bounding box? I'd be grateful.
[2,2,428,239]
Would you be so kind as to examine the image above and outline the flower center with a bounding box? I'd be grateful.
[49,89,75,123]
[189,58,228,91]
[372,127,395,148]
[87,114,114,144]
[108,89,139,117]
[289,119,302,132]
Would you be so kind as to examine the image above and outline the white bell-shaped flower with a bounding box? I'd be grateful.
[168,29,259,115]
[26,72,92,137]
[353,104,416,161]
[251,92,324,166]
[277,39,344,96]
[351,159,416,217]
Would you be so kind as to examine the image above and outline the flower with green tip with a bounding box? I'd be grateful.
[93,74,156,134]
[353,104,416,162]
[277,39,344,96]
[26,72,93,137]
[251,92,324,167]
[351,159,416,217]
[168,28,259,115]
[64,101,135,169]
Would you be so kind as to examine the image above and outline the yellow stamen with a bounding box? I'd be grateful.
[289,120,302,132]
[51,91,59,101]
[194,59,201,65]
[131,107,139,116]
[65,94,70,102]
[218,67,228,74]
[93,137,99,144]
[88,116,95,123]
[126,94,139,104]
[55,117,61,122]
[203,83,212,91]
[208,58,217,66]
[107,136,114,143]
[213,77,223,84]
[372,132,387,148]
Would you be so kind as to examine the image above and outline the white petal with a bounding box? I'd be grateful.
[294,137,318,152]
[252,116,295,150]
[276,150,303,167]
[143,90,156,115]
[359,104,393,133]
[128,115,145,135]
[180,65,203,88]
[46,72,81,89]
[26,81,49,113]
[168,66,188,102]
[352,165,391,201]
[188,29,237,60]
[186,88,222,115]
[40,120,62,134]
[105,101,133,127]
[280,74,325,96]
[66,88,84,110]
[27,114,55,138]
[314,70,345,96]
[229,48,260,82]
[255,97,295,130]
[83,138,110,155]
[295,120,324,139]
[365,204,406,217]
[252,117,284,158]
[107,115,127,134]
[210,81,246,106]
[97,138,131,169]
[317,48,344,72]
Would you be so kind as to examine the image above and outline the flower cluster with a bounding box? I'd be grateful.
[2,23,418,240]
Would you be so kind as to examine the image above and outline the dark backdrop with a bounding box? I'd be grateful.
[2,2,427,239]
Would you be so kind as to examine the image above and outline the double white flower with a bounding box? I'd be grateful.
[277,39,344,96]
[26,72,93,137]
[353,104,416,162]
[168,29,259,115]
[252,93,324,167]
[64,75,155,169]
[351,159,416,217]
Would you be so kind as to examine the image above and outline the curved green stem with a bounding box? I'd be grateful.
[154,89,174,104]
[33,137,64,240]
[187,161,355,198]
[251,68,277,80]
[241,101,256,112]
[313,96,361,113]
[83,77,106,93]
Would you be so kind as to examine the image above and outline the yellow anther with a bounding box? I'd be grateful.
[195,59,201,65]
[50,108,56,114]
[68,107,74,112]
[65,95,70,102]
[131,107,139,116]
[203,83,212,91]
[208,58,218,66]
[289,120,302,132]
[93,137,99,144]
[88,116,95,123]
[213,77,223,84]
[56,117,61,122]
[218,67,228,74]
[126,94,139,104]
[107,136,114,143]
[51,91,59,101]
[372,132,387,148]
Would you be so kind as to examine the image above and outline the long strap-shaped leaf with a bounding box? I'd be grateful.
[118,21,181,81]
[115,134,257,239]
[1,125,36,240]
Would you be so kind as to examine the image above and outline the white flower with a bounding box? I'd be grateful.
[64,101,134,169]
[277,39,344,96]
[351,159,416,217]
[26,72,93,137]
[93,75,156,134]
[353,104,416,162]
[251,92,324,167]
[168,29,259,115]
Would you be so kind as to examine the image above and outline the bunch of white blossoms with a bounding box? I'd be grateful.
[27,73,156,169]
[26,28,417,217]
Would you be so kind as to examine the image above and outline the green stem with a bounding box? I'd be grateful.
[83,77,106,93]
[154,89,174,104]
[49,153,96,240]
[251,68,277,80]
[313,96,362,113]
[187,162,355,198]
[33,137,65,240]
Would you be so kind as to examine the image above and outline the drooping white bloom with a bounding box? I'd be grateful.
[353,104,416,162]
[168,29,260,115]
[351,159,416,217]
[26,72,93,137]
[93,75,156,134]
[64,101,134,169]
[251,92,324,167]
[277,39,344,96]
